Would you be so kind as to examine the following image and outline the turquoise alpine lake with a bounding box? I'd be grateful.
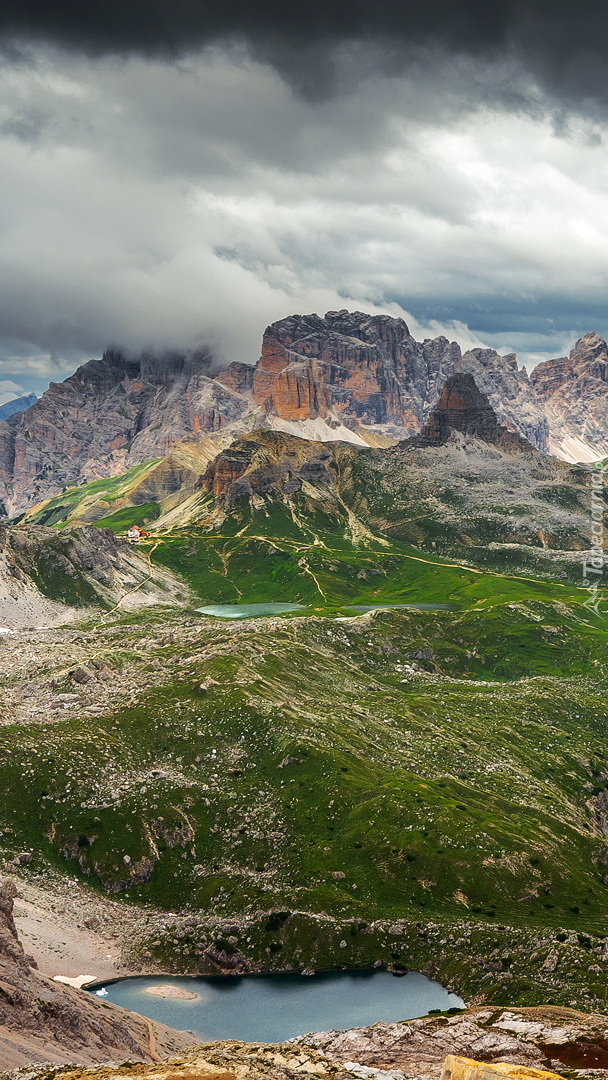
[195,602,455,620]
[196,603,307,619]
[86,970,464,1042]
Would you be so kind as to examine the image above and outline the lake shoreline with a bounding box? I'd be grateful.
[82,961,422,991]
[82,969,464,1043]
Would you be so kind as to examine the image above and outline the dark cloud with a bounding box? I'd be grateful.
[0,12,606,389]
[0,0,607,105]
[0,0,514,57]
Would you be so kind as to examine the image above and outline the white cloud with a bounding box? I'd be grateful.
[0,45,606,388]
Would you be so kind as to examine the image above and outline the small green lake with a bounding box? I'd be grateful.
[196,603,307,619]
[87,969,463,1042]
[196,602,456,620]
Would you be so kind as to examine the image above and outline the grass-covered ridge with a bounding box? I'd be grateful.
[17,460,163,528]
[2,598,608,1007]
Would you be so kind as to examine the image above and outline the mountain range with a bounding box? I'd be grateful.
[1,311,607,517]
[16,373,589,591]
[0,394,36,423]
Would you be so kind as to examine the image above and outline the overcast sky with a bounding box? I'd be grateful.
[1,0,608,402]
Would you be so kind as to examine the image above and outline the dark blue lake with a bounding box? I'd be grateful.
[88,969,464,1042]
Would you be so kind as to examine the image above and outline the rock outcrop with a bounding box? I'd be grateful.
[202,431,340,509]
[407,374,533,451]
[299,1005,608,1080]
[0,1040,353,1080]
[440,1055,561,1080]
[0,879,197,1069]
[0,524,189,627]
[530,331,608,461]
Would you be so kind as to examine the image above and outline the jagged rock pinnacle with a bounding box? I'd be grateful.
[405,373,533,451]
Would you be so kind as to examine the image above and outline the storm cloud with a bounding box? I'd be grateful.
[0,3,607,394]
[1,0,608,107]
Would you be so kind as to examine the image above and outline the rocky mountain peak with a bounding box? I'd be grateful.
[572,329,607,351]
[530,332,608,461]
[411,373,533,451]
[420,373,499,440]
[2,310,606,517]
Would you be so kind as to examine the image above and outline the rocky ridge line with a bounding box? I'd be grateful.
[0,313,550,517]
[3,312,607,517]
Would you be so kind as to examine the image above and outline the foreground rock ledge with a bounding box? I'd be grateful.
[6,1007,608,1080]
[296,1005,608,1079]
[441,1057,562,1080]
[0,1047,578,1080]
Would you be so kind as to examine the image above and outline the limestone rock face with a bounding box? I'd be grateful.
[202,431,339,509]
[217,361,255,396]
[530,331,608,461]
[298,1005,608,1080]
[0,880,27,967]
[249,312,546,451]
[440,1056,561,1080]
[252,311,417,426]
[0,349,250,515]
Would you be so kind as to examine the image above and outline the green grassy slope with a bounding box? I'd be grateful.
[4,429,607,1008]
[147,502,586,610]
[17,461,162,527]
[2,599,608,1007]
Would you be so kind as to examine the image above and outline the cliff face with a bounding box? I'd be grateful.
[530,331,608,461]
[0,349,251,515]
[249,311,546,449]
[0,879,197,1069]
[3,314,608,517]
